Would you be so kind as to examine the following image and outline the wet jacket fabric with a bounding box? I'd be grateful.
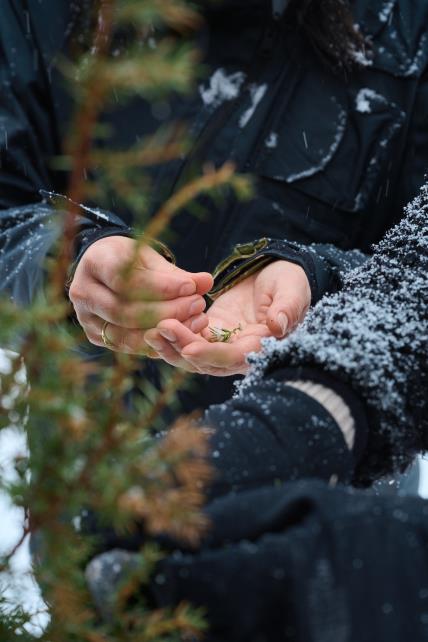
[1,0,428,417]
[84,187,428,642]
[1,0,428,284]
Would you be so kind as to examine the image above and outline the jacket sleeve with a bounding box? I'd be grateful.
[209,205,368,306]
[0,2,131,302]
[152,480,428,642]
[84,480,428,642]
[85,480,428,642]
[244,183,428,485]
[0,198,132,306]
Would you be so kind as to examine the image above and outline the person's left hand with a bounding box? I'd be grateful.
[144,260,311,376]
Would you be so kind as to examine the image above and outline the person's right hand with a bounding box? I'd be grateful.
[68,235,213,355]
[144,259,310,375]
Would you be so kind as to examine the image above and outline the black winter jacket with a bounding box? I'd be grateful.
[85,180,428,642]
[243,181,428,484]
[1,0,428,414]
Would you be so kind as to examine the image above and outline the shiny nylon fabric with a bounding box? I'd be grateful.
[0,204,59,305]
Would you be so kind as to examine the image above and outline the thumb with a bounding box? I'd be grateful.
[255,261,311,338]
[166,264,213,296]
[265,292,305,338]
[140,244,213,295]
[191,271,214,295]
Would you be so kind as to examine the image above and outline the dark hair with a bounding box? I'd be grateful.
[287,0,369,71]
[70,0,368,71]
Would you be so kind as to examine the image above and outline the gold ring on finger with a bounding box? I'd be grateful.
[101,321,116,349]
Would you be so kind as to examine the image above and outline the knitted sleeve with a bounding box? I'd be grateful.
[242,185,428,485]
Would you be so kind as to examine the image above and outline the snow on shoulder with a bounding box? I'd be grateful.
[199,68,246,109]
[355,88,384,114]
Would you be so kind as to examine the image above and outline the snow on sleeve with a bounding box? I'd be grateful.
[241,184,428,485]
[40,190,117,224]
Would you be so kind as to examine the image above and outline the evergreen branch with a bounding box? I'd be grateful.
[145,162,247,240]
[140,369,188,430]
[117,0,202,32]
[1,2,221,637]
[76,356,133,492]
[53,0,116,296]
[0,524,30,573]
[90,134,187,170]
[92,42,199,97]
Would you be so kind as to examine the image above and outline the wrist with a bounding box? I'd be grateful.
[208,238,318,304]
[285,380,356,451]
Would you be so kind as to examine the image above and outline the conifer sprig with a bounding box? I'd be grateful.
[0,0,251,639]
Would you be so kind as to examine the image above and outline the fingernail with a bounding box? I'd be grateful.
[278,313,288,336]
[180,282,196,297]
[145,338,164,351]
[159,329,176,342]
[190,298,205,316]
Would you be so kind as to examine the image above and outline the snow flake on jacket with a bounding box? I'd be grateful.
[243,184,428,484]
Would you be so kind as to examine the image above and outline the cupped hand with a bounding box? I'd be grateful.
[69,235,213,354]
[144,260,311,375]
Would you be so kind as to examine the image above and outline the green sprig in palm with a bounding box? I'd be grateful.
[144,260,311,376]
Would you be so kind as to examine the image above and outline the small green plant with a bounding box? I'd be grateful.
[209,323,243,343]
[0,1,251,639]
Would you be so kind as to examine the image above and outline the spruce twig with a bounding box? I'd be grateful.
[54,0,116,296]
